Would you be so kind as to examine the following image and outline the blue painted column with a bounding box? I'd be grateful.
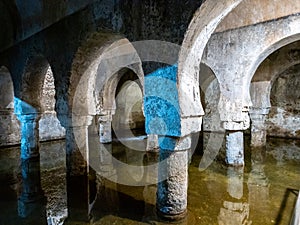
[18,114,41,160]
[156,135,191,220]
[14,99,46,222]
[143,65,190,220]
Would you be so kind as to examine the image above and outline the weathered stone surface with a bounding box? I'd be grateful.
[202,14,300,130]
[0,65,65,146]
[113,80,144,131]
[156,136,190,219]
[266,65,300,138]
[225,131,244,166]
[216,0,300,33]
[144,65,180,137]
[178,0,243,135]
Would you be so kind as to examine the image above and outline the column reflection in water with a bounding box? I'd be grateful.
[143,150,159,222]
[218,167,252,225]
[64,115,96,223]
[97,142,119,214]
[18,157,47,224]
[247,147,270,224]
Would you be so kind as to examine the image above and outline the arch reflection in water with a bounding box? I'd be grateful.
[218,166,252,225]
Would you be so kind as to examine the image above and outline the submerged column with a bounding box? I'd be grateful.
[64,115,94,222]
[98,113,113,143]
[249,108,269,147]
[156,135,190,220]
[225,131,244,166]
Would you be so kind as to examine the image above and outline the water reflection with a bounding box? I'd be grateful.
[218,166,252,225]
[18,157,47,224]
[0,137,300,224]
[248,148,270,225]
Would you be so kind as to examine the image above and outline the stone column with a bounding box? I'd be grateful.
[156,135,190,221]
[249,108,269,148]
[221,111,249,167]
[17,113,41,160]
[225,131,244,166]
[64,115,94,222]
[98,113,113,143]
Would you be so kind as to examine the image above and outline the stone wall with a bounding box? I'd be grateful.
[113,80,144,132]
[0,66,20,145]
[0,66,65,147]
[216,0,300,33]
[39,67,65,141]
[266,65,300,138]
[201,64,300,139]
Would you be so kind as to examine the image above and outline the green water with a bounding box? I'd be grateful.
[0,136,299,225]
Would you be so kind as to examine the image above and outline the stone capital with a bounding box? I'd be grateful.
[16,113,41,123]
[158,135,191,151]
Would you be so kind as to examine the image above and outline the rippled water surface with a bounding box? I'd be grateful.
[0,136,299,225]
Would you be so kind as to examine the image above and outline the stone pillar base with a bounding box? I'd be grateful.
[157,208,187,221]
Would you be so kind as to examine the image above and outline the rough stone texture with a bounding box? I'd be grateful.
[18,114,41,160]
[249,41,300,139]
[0,0,96,52]
[250,112,268,147]
[39,113,65,141]
[156,136,190,218]
[0,65,65,146]
[0,112,20,146]
[113,80,144,131]
[146,134,159,151]
[157,150,188,218]
[202,78,224,132]
[98,114,112,143]
[0,66,20,145]
[0,0,300,222]
[225,131,244,166]
[202,14,300,130]
[144,65,180,137]
[267,138,300,162]
[70,32,144,118]
[178,0,243,136]
[266,65,300,138]
[216,0,300,33]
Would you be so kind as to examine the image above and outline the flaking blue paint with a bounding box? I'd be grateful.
[14,97,39,159]
[14,97,37,115]
[144,64,181,137]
